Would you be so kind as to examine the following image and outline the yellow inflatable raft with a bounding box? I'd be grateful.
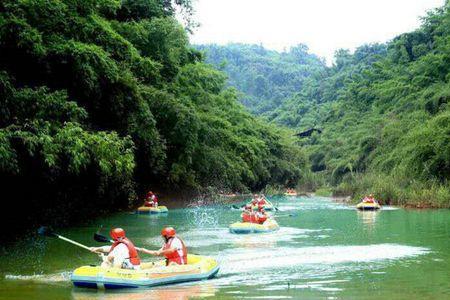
[356,202,381,210]
[229,219,280,234]
[71,254,219,289]
[136,205,168,214]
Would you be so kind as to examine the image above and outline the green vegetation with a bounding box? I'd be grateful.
[0,0,306,236]
[196,43,326,115]
[199,2,450,208]
[314,187,333,197]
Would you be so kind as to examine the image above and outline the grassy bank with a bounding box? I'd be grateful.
[329,173,450,208]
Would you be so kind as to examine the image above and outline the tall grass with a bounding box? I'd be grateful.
[333,173,450,208]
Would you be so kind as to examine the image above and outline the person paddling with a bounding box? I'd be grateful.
[241,204,253,222]
[144,191,158,208]
[255,205,268,224]
[90,228,141,269]
[137,227,188,266]
[257,194,267,206]
[362,194,376,203]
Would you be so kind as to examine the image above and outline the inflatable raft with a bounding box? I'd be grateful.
[71,254,219,289]
[356,202,381,210]
[229,219,280,234]
[136,205,168,214]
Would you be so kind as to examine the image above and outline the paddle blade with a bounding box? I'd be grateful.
[94,232,111,243]
[38,226,57,237]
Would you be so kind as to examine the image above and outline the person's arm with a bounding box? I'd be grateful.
[90,245,111,253]
[158,247,176,256]
[136,247,159,256]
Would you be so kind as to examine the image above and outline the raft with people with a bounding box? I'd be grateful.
[70,254,219,289]
[39,225,219,290]
[136,191,168,214]
[136,205,169,214]
[229,218,279,234]
[230,204,279,234]
[356,194,381,210]
[284,188,298,196]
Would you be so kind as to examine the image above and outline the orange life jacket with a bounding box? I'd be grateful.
[163,237,187,266]
[110,238,141,266]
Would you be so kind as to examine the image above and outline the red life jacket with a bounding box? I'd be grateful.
[242,212,252,223]
[257,214,267,224]
[110,238,141,266]
[163,237,187,266]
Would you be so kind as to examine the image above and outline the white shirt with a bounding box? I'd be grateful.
[100,244,130,268]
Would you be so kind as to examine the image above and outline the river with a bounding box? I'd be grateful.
[1,195,449,299]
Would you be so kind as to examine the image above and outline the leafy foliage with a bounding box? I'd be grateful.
[196,43,326,115]
[0,0,305,235]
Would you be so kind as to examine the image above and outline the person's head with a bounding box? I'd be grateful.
[258,205,264,211]
[110,228,126,241]
[245,204,252,211]
[251,199,257,204]
[369,194,374,198]
[161,227,176,242]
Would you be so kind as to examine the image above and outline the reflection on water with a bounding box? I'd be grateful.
[72,283,217,300]
[357,210,379,229]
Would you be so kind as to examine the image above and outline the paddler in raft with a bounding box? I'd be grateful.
[89,228,141,269]
[361,194,377,204]
[257,194,268,206]
[250,195,258,207]
[241,204,254,223]
[241,205,267,224]
[144,191,159,208]
[255,205,268,224]
[137,227,188,266]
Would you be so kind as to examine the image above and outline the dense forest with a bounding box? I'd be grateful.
[0,0,306,236]
[196,43,326,115]
[199,2,450,208]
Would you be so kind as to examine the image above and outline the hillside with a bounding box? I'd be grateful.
[198,3,450,207]
[196,43,326,115]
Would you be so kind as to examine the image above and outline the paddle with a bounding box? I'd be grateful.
[94,232,112,243]
[38,226,92,252]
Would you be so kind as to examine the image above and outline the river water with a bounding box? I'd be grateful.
[1,195,449,299]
